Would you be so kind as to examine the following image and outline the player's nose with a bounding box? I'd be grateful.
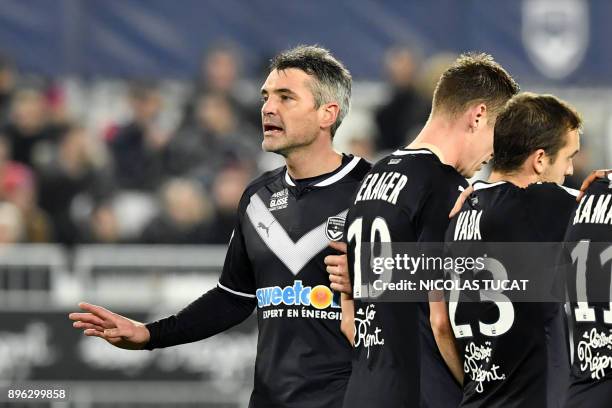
[261,99,278,117]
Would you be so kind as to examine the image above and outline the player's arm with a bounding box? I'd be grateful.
[71,201,257,350]
[449,186,474,218]
[69,302,151,349]
[325,241,354,344]
[143,214,258,349]
[145,197,258,349]
[69,289,255,350]
[429,293,463,385]
[340,293,355,345]
[577,169,611,201]
[418,181,467,385]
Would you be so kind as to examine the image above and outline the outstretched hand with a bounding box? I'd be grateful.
[68,302,150,350]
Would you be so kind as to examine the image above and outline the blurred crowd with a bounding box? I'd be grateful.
[0,45,263,246]
[0,44,591,245]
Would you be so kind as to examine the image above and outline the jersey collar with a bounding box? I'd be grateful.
[284,156,362,187]
[472,180,507,191]
[391,148,434,156]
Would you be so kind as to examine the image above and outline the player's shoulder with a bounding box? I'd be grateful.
[526,182,579,234]
[377,148,466,189]
[335,155,372,185]
[238,166,285,210]
[246,166,285,192]
[352,156,373,179]
[525,182,579,203]
[585,174,612,196]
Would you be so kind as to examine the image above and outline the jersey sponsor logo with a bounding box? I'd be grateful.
[256,220,274,237]
[463,340,506,393]
[388,158,402,165]
[354,304,385,358]
[256,280,340,310]
[325,216,345,241]
[269,188,289,211]
[576,327,612,380]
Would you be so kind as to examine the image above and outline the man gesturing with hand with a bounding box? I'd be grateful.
[70,302,150,349]
[68,45,371,408]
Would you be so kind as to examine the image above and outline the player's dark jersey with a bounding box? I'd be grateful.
[343,148,468,408]
[445,180,578,408]
[564,175,612,408]
[218,154,371,408]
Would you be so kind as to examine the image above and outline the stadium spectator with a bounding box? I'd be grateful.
[140,178,213,244]
[203,165,250,244]
[165,92,258,181]
[0,201,23,244]
[0,160,52,242]
[2,85,63,167]
[46,82,71,129]
[182,42,259,130]
[333,109,377,162]
[37,124,114,245]
[80,202,122,244]
[108,81,168,191]
[374,46,429,152]
[0,53,16,125]
[416,52,458,103]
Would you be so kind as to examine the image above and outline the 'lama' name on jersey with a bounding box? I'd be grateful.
[573,193,612,225]
[454,210,482,241]
[354,171,408,205]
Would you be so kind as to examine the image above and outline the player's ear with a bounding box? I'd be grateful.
[467,103,487,133]
[532,148,547,175]
[319,102,340,131]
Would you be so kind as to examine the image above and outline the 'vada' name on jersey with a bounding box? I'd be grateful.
[573,193,612,225]
[354,171,408,205]
[453,209,483,241]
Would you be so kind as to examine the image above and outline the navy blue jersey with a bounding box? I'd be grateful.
[343,148,467,408]
[564,175,612,408]
[218,155,371,408]
[446,181,577,408]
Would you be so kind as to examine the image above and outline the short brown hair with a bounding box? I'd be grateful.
[491,92,582,173]
[432,52,519,118]
[270,45,351,137]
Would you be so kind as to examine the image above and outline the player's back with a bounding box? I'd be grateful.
[564,175,612,408]
[344,148,467,408]
[445,181,577,407]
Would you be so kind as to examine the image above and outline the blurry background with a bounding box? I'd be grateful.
[0,0,609,406]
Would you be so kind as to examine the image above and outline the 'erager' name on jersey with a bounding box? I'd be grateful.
[354,171,408,205]
[573,193,612,225]
[454,210,482,241]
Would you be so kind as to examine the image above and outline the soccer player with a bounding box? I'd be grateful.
[340,53,519,407]
[446,92,582,407]
[68,45,371,408]
[564,171,612,407]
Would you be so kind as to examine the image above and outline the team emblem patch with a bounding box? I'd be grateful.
[522,0,588,79]
[325,216,345,241]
